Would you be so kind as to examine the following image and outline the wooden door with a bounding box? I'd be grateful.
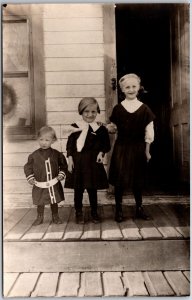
[170,5,190,184]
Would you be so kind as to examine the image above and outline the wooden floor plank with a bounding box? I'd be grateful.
[63,208,84,240]
[160,204,190,238]
[8,273,39,297]
[133,217,162,240]
[146,205,182,239]
[4,209,36,241]
[164,271,190,296]
[21,208,51,241]
[31,273,59,297]
[183,271,190,281]
[81,206,101,240]
[4,240,189,272]
[3,208,30,236]
[101,206,123,240]
[119,206,142,240]
[79,272,103,297]
[43,207,71,240]
[3,273,19,297]
[57,273,80,297]
[123,272,148,296]
[142,272,157,296]
[145,272,175,296]
[3,209,15,220]
[162,204,190,226]
[103,272,125,296]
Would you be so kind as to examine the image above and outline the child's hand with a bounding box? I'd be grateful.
[106,123,117,134]
[57,174,65,181]
[96,152,104,164]
[28,178,36,185]
[145,151,151,162]
[68,156,74,173]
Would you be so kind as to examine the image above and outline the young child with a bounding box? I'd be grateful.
[65,97,111,224]
[24,126,68,225]
[108,73,155,222]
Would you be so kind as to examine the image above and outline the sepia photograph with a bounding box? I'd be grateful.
[2,2,190,297]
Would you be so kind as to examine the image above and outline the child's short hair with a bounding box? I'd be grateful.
[37,126,57,141]
[119,73,141,89]
[78,97,100,115]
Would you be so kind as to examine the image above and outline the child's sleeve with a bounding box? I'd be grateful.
[109,105,118,124]
[101,126,111,154]
[66,134,77,157]
[58,152,68,178]
[24,154,35,183]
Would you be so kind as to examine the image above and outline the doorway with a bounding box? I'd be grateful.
[115,4,178,194]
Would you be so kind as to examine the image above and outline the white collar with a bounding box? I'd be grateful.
[76,120,100,132]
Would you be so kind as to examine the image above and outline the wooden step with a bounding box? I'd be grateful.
[4,240,189,273]
[4,271,190,297]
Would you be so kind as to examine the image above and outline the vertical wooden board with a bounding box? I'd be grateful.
[79,272,103,297]
[123,272,148,296]
[57,273,80,297]
[3,208,29,236]
[21,208,51,241]
[146,205,182,238]
[4,209,37,241]
[145,272,175,296]
[103,272,125,296]
[164,271,190,296]
[183,271,190,281]
[8,273,39,297]
[3,273,19,297]
[81,207,101,240]
[101,205,123,240]
[119,206,142,240]
[43,206,71,240]
[63,208,84,240]
[31,273,59,297]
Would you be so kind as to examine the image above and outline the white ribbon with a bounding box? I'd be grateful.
[76,121,100,152]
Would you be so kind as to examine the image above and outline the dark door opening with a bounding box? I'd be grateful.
[115,4,177,194]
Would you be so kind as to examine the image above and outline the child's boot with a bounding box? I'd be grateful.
[76,211,84,224]
[135,206,150,220]
[91,210,100,224]
[33,205,44,226]
[51,203,62,224]
[115,206,123,223]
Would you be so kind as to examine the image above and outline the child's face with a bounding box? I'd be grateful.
[121,77,140,100]
[82,104,98,123]
[38,133,55,149]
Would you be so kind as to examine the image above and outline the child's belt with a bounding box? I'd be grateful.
[35,177,58,188]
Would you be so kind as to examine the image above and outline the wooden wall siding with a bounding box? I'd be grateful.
[43,4,102,18]
[46,98,105,112]
[45,71,104,85]
[45,58,104,71]
[44,32,103,44]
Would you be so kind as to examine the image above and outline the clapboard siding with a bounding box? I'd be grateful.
[46,85,105,98]
[43,4,103,18]
[46,98,105,112]
[43,18,103,32]
[44,45,104,58]
[44,31,103,44]
[47,112,106,125]
[45,58,104,71]
[45,72,104,85]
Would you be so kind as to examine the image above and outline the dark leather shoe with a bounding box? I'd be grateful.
[115,210,123,223]
[91,212,100,224]
[52,214,62,224]
[76,212,84,224]
[32,214,44,226]
[135,206,150,220]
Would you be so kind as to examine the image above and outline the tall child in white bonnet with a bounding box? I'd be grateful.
[65,97,111,224]
[108,73,155,222]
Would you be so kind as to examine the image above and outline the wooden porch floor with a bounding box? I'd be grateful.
[3,201,190,297]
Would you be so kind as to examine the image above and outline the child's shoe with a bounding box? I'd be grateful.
[52,213,62,224]
[115,210,123,223]
[135,206,150,220]
[76,211,84,224]
[91,212,100,224]
[32,213,44,226]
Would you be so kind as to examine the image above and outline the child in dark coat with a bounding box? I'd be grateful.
[108,74,155,222]
[24,126,67,225]
[65,97,111,224]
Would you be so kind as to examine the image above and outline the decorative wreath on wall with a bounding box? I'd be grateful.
[3,82,17,117]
